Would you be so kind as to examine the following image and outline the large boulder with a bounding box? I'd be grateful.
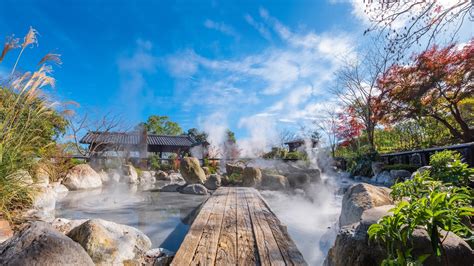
[0,221,94,265]
[0,219,13,243]
[156,170,169,181]
[204,174,222,190]
[179,157,206,184]
[144,248,175,266]
[286,173,310,189]
[180,184,208,195]
[326,206,474,266]
[339,183,393,227]
[371,162,385,176]
[139,171,156,183]
[107,169,122,183]
[389,169,411,180]
[23,186,56,222]
[51,217,88,234]
[260,173,289,191]
[98,170,110,183]
[372,171,394,186]
[242,167,262,187]
[225,162,245,176]
[123,164,139,184]
[67,219,152,265]
[158,184,183,192]
[49,182,69,200]
[410,166,432,179]
[34,165,50,187]
[63,164,102,190]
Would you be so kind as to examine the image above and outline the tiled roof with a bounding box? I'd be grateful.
[80,131,198,147]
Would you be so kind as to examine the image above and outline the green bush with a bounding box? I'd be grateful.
[368,150,474,264]
[429,150,473,186]
[382,164,418,173]
[285,151,307,160]
[347,151,380,177]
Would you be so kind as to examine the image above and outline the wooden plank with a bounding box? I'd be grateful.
[190,187,229,265]
[173,187,306,266]
[215,187,238,264]
[236,187,259,265]
[245,188,285,266]
[257,194,307,266]
[171,189,222,266]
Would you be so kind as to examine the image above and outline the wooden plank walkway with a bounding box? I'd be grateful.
[172,187,306,266]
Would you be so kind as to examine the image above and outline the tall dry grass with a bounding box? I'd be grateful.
[0,27,63,221]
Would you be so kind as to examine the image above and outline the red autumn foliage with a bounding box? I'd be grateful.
[336,107,365,147]
[377,40,474,142]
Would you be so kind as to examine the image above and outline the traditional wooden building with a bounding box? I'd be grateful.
[284,139,318,152]
[80,130,206,161]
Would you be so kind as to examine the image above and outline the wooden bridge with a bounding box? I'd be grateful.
[172,187,306,266]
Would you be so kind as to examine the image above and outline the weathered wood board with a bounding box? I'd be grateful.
[172,187,306,266]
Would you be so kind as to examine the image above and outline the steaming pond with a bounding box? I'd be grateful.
[261,183,342,266]
[55,182,205,252]
[56,182,342,265]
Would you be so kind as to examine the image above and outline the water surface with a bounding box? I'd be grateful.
[56,182,206,251]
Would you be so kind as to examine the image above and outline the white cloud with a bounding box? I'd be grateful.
[163,9,356,154]
[204,19,240,39]
[116,39,158,119]
[244,14,273,41]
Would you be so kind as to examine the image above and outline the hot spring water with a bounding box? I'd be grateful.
[55,178,342,265]
[55,182,205,252]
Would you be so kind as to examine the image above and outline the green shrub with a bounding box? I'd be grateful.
[229,173,242,182]
[369,177,473,264]
[347,151,380,177]
[368,150,474,264]
[429,150,473,186]
[382,164,419,173]
[284,151,304,160]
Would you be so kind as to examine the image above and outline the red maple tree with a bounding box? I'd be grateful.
[377,40,474,142]
[336,107,365,147]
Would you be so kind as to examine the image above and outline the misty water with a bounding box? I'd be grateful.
[56,182,205,252]
[56,180,342,265]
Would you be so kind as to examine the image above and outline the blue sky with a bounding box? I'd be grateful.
[1,0,471,155]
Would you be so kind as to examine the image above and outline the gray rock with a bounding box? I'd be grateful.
[158,184,183,192]
[371,162,385,176]
[156,170,169,180]
[180,184,208,195]
[389,169,411,180]
[51,217,88,234]
[410,166,432,179]
[260,173,289,190]
[373,171,395,186]
[34,166,50,187]
[144,248,175,266]
[98,169,110,183]
[123,164,139,184]
[23,186,56,222]
[204,174,221,190]
[242,167,262,187]
[139,171,156,183]
[339,183,393,227]
[0,221,94,265]
[64,164,103,190]
[180,157,206,184]
[225,162,245,176]
[286,172,310,189]
[67,219,152,265]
